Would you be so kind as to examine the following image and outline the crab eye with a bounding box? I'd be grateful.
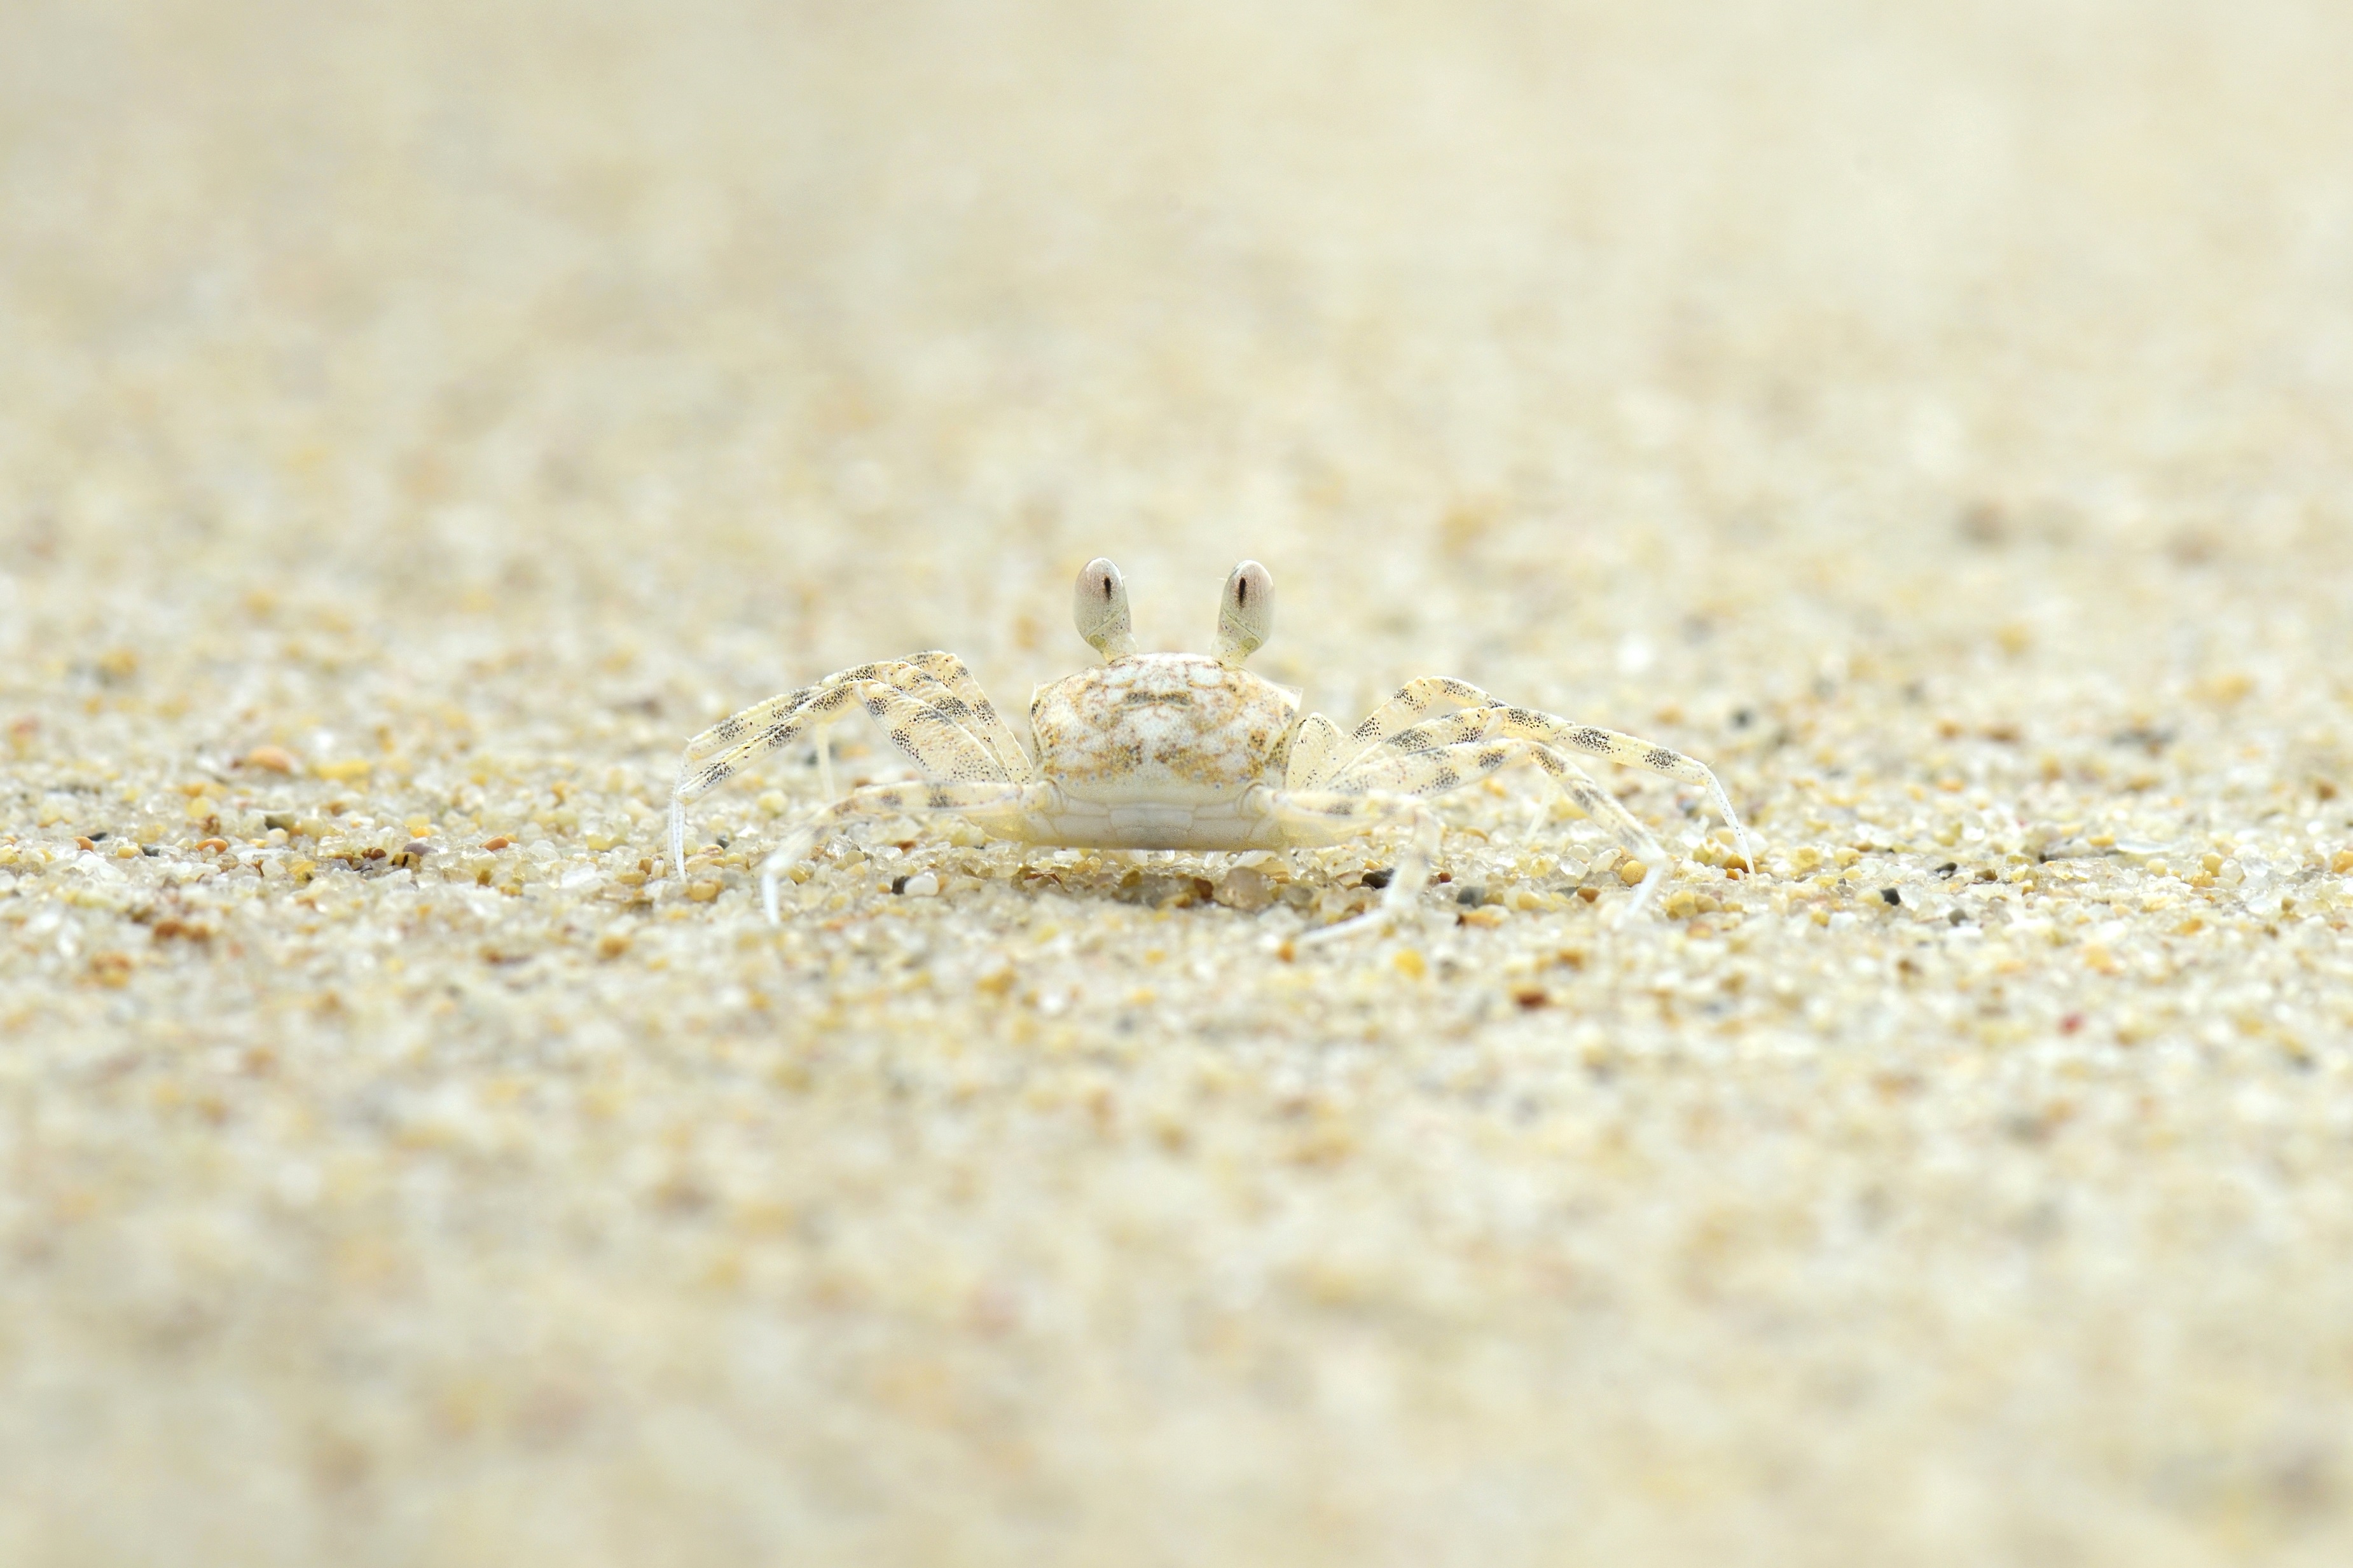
[1073,556,1138,660]
[1215,560,1273,665]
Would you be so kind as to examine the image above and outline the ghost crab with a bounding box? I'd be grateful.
[669,558,1753,939]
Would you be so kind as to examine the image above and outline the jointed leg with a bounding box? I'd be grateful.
[1346,677,1498,750]
[900,651,1033,777]
[682,658,1002,765]
[677,656,1016,856]
[670,675,1012,876]
[1285,712,1348,790]
[758,651,1027,813]
[1346,678,1752,871]
[756,780,1054,923]
[1265,789,1442,944]
[1330,736,1671,914]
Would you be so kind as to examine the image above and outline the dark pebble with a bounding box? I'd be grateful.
[890,874,909,895]
[1456,884,1487,907]
[1362,867,1394,890]
[1880,887,1902,905]
[1936,862,1959,878]
[88,831,108,842]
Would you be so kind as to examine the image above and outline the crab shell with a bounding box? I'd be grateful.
[1027,653,1301,850]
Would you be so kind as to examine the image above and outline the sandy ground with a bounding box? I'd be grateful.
[6,1,2353,1562]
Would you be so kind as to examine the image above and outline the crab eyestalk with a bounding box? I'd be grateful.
[1213,560,1273,666]
[1073,557,1138,661]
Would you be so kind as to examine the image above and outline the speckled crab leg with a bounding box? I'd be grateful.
[756,780,1053,923]
[1283,712,1349,790]
[670,677,1012,876]
[1330,734,1669,916]
[900,651,1034,776]
[1345,678,1752,871]
[678,657,1011,821]
[681,659,995,765]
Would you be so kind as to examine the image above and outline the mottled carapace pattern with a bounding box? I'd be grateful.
[1029,654,1298,802]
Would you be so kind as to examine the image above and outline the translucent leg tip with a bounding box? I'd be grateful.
[1299,909,1391,946]
[1611,868,1667,925]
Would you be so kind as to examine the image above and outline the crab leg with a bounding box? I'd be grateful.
[1264,789,1443,944]
[678,674,882,809]
[1346,678,1751,870]
[684,659,992,763]
[900,651,1034,776]
[1329,735,1669,914]
[1283,712,1349,791]
[681,657,998,816]
[754,780,1054,923]
[670,677,1012,876]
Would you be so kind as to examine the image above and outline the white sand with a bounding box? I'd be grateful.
[6,1,2353,1562]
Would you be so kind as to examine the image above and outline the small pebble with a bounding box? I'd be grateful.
[1880,887,1902,905]
[1362,867,1395,890]
[1216,866,1273,912]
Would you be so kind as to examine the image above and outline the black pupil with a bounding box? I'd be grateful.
[1236,579,1248,605]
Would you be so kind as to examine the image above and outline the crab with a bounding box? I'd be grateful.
[669,558,1753,937]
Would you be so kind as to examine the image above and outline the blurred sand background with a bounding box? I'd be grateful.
[6,1,2353,1562]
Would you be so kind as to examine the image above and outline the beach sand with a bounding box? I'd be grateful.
[5,2,2353,1562]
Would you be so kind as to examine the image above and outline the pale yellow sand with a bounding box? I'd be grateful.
[6,2,2353,1563]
